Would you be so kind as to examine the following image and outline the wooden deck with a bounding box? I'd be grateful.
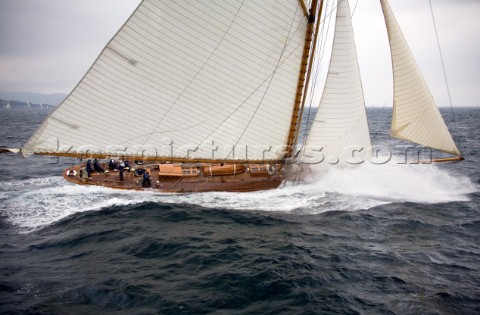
[63,163,284,193]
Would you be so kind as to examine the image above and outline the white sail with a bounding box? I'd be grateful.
[23,0,308,161]
[380,0,461,157]
[303,0,371,164]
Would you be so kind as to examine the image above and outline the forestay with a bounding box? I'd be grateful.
[23,0,308,161]
[303,0,371,164]
[380,0,461,157]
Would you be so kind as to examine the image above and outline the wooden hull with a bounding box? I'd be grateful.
[63,163,284,193]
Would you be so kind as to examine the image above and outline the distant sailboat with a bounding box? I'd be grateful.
[5,0,461,192]
[4,101,11,109]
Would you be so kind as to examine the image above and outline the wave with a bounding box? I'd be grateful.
[0,177,150,232]
[306,162,478,203]
[0,163,477,232]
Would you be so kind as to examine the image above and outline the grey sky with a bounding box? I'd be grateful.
[0,0,478,106]
[350,0,480,107]
[0,0,141,94]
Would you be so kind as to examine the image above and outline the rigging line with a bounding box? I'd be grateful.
[297,1,322,147]
[140,0,247,147]
[428,0,463,155]
[351,0,359,17]
[224,4,303,160]
[203,0,339,157]
[291,0,323,156]
[303,0,334,146]
[201,0,338,156]
[307,0,335,106]
[195,8,305,153]
[229,10,303,161]
[303,1,327,140]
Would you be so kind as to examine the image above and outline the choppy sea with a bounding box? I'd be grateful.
[0,107,479,314]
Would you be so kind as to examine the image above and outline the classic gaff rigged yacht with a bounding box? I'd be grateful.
[4,0,462,192]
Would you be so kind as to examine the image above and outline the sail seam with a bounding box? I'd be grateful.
[140,0,248,149]
[192,7,306,158]
[223,4,303,159]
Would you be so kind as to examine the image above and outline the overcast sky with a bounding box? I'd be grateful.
[0,0,478,106]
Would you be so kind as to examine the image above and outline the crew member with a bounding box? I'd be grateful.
[93,158,104,172]
[86,160,93,179]
[142,171,151,188]
[118,160,125,181]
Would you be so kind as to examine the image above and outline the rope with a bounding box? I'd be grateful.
[191,5,305,158]
[428,0,464,156]
[352,0,359,16]
[141,0,247,147]
[302,0,335,147]
[218,4,303,159]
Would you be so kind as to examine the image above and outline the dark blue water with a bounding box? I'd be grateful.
[1,108,479,314]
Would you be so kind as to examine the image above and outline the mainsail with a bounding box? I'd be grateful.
[303,0,371,164]
[380,0,462,157]
[23,0,308,162]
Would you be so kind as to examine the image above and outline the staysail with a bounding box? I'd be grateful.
[303,0,371,164]
[380,0,461,157]
[23,0,308,162]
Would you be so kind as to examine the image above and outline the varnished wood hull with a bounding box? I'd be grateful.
[63,164,284,193]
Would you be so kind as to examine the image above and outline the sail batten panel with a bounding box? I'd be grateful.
[23,0,307,161]
[304,0,371,164]
[381,0,461,157]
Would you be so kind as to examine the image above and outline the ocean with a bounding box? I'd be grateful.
[0,107,479,314]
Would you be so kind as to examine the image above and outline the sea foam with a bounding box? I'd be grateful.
[1,163,477,232]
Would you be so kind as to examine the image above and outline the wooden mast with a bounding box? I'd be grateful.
[293,0,324,152]
[285,0,320,159]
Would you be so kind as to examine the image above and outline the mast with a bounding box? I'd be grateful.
[292,0,324,154]
[285,0,320,159]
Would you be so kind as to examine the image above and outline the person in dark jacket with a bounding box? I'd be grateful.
[142,171,151,188]
[108,159,116,170]
[93,159,104,172]
[86,160,93,178]
[118,160,125,181]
